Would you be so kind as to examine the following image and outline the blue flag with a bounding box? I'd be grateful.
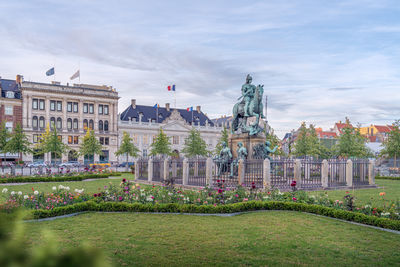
[172,84,176,91]
[46,67,55,76]
[153,104,159,108]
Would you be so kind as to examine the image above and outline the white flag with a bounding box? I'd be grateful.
[70,70,80,80]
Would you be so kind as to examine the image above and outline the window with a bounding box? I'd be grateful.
[104,120,109,131]
[73,102,78,113]
[132,134,138,144]
[105,137,109,145]
[99,150,109,163]
[99,120,103,131]
[99,137,104,145]
[83,103,88,113]
[83,119,88,130]
[33,134,41,143]
[104,105,109,115]
[32,99,38,110]
[152,135,157,144]
[89,119,94,130]
[39,116,45,128]
[173,136,179,145]
[73,119,78,130]
[57,135,62,141]
[5,122,13,132]
[67,102,72,112]
[57,101,62,111]
[50,117,56,129]
[39,99,45,110]
[32,116,38,129]
[89,104,94,114]
[143,135,148,145]
[50,100,56,111]
[74,136,79,144]
[56,117,62,129]
[5,91,14,98]
[67,118,72,130]
[98,104,103,115]
[142,149,147,157]
[68,136,73,144]
[5,106,13,115]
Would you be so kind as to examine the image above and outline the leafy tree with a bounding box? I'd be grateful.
[4,124,31,162]
[115,131,140,170]
[150,128,171,156]
[79,130,103,163]
[265,127,283,156]
[36,125,68,162]
[334,122,370,158]
[381,120,400,167]
[182,128,209,157]
[215,127,229,155]
[293,123,323,158]
[0,122,10,162]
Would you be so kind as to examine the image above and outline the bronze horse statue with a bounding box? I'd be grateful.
[231,84,264,136]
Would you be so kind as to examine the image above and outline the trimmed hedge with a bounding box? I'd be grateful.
[0,172,122,183]
[30,200,400,231]
[375,176,400,181]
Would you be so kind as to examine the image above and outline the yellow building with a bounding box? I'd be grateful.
[359,124,393,142]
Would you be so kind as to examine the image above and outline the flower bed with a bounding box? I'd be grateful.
[1,178,399,230]
[0,172,122,183]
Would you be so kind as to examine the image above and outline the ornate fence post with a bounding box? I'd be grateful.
[134,158,139,180]
[206,157,213,186]
[368,159,375,185]
[321,159,329,188]
[294,159,302,185]
[148,158,153,182]
[238,159,245,186]
[263,158,271,189]
[182,158,189,185]
[163,158,169,182]
[346,159,353,187]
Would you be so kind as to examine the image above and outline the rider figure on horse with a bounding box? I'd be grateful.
[241,74,256,117]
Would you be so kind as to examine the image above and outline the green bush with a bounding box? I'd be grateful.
[0,173,121,183]
[31,200,400,231]
[375,176,400,180]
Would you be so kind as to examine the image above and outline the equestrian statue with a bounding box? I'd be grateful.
[232,74,264,136]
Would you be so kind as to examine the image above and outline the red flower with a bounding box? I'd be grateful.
[216,179,220,183]
[292,197,297,201]
[93,193,98,197]
[218,189,223,193]
[290,181,297,187]
[222,180,225,183]
[122,178,126,183]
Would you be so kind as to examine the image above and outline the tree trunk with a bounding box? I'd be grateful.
[126,154,129,172]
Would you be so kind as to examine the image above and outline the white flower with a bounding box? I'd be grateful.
[11,191,15,195]
[65,187,70,191]
[365,205,371,209]
[18,191,22,195]
[52,186,57,191]
[58,185,64,189]
[34,191,39,195]
[2,188,8,193]
[146,195,154,202]
[168,192,173,196]
[24,195,28,199]
[74,189,79,192]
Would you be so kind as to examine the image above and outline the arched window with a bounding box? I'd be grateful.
[89,119,94,130]
[104,120,109,132]
[73,118,78,130]
[39,116,45,129]
[50,117,56,130]
[99,120,103,131]
[32,116,38,129]
[56,117,62,129]
[67,118,72,130]
[83,119,88,130]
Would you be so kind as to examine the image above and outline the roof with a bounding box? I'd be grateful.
[317,131,337,139]
[0,79,21,99]
[120,104,214,126]
[211,116,233,127]
[335,122,353,133]
[374,125,392,133]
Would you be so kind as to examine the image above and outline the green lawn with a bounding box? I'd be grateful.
[26,211,400,266]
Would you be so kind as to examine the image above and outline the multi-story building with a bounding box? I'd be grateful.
[118,100,222,160]
[359,124,393,142]
[0,76,22,162]
[21,80,119,163]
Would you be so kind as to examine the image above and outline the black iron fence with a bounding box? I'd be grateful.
[188,157,207,186]
[136,158,148,180]
[301,159,322,189]
[169,158,183,185]
[243,159,263,188]
[152,157,164,182]
[212,158,238,188]
[353,159,369,186]
[328,159,347,187]
[270,159,294,190]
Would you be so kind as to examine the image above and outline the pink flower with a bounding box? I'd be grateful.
[213,203,217,206]
[235,194,239,198]
[243,198,248,202]
[292,197,297,201]
[118,196,123,201]
[203,201,208,204]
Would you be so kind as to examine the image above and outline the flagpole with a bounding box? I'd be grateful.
[79,61,81,83]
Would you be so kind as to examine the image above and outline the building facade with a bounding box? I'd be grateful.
[0,77,22,162]
[118,100,222,160]
[21,81,119,163]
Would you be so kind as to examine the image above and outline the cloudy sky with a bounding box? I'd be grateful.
[1,0,400,137]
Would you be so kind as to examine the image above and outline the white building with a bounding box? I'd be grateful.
[118,100,223,160]
[21,81,119,164]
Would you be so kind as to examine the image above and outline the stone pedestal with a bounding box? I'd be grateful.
[228,133,265,159]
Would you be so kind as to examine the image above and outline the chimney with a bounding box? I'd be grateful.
[16,75,23,84]
[131,99,136,109]
[196,106,201,113]
[165,103,170,111]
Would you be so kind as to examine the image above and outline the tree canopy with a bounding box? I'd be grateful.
[79,129,103,159]
[115,131,140,161]
[5,124,31,160]
[334,122,371,158]
[381,120,400,166]
[293,122,320,157]
[182,128,209,157]
[150,128,172,156]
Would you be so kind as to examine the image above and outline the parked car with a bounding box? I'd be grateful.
[59,161,81,168]
[27,161,47,168]
[118,162,134,167]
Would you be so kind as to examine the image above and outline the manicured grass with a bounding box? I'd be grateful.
[310,180,400,208]
[26,212,400,266]
[0,173,134,202]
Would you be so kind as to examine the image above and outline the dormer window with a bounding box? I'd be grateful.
[5,91,14,98]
